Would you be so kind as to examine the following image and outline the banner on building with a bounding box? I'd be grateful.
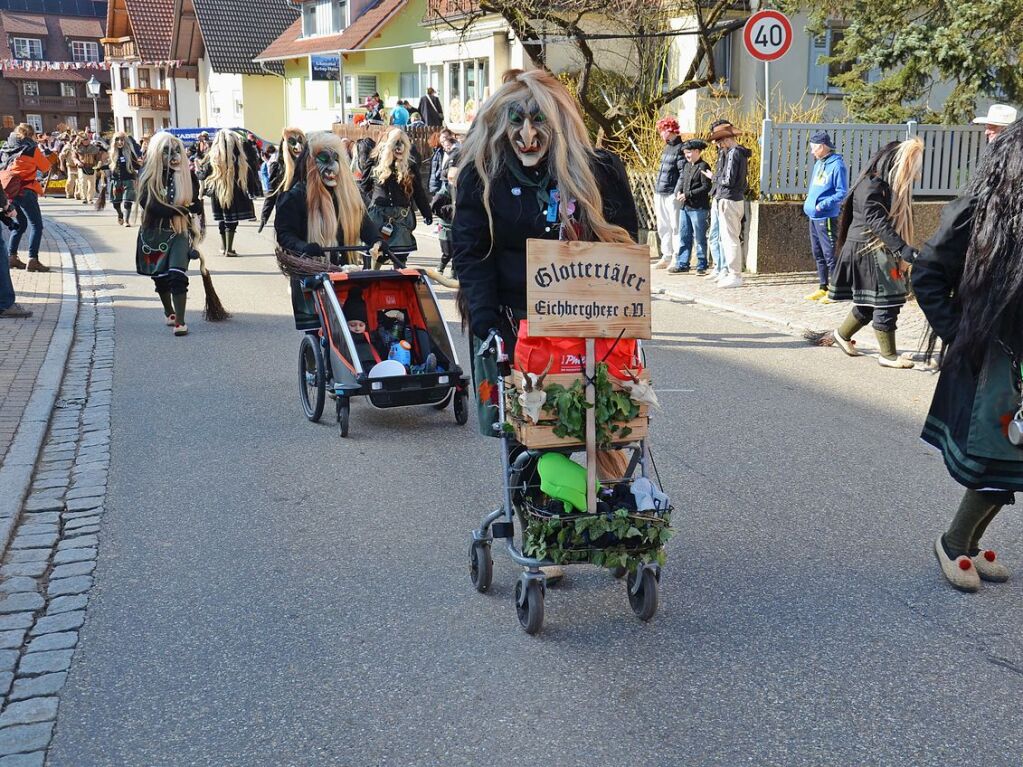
[309,54,340,82]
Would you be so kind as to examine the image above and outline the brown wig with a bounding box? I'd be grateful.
[302,131,365,260]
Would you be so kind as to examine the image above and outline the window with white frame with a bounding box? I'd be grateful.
[399,72,419,101]
[60,83,76,98]
[340,74,377,106]
[12,38,43,60]
[70,41,100,62]
[118,65,131,90]
[65,116,78,129]
[25,114,42,133]
[22,81,39,97]
[303,0,343,37]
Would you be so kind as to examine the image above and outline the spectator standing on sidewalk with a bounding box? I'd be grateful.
[670,139,711,274]
[828,137,924,368]
[653,117,686,270]
[973,104,1017,144]
[709,121,750,288]
[0,185,31,318]
[2,123,52,273]
[803,130,848,301]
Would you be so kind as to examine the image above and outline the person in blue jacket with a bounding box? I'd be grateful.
[803,131,848,301]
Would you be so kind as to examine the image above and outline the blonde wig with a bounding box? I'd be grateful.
[206,129,250,210]
[887,137,924,246]
[304,131,366,259]
[138,131,198,238]
[108,131,135,170]
[274,127,305,197]
[457,69,632,250]
[370,128,414,191]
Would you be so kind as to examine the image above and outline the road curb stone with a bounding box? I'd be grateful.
[0,221,113,760]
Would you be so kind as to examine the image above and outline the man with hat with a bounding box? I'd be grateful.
[973,104,1018,144]
[803,130,848,301]
[653,116,687,269]
[709,120,750,288]
[671,139,712,274]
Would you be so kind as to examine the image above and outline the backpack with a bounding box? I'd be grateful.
[0,144,33,198]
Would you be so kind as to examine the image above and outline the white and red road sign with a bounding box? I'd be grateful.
[743,10,793,62]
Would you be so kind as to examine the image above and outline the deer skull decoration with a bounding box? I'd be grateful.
[518,356,553,423]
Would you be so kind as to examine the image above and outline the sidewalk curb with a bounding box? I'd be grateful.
[0,220,79,551]
[655,286,819,338]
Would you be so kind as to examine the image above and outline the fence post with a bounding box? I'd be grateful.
[906,120,918,139]
[758,117,772,199]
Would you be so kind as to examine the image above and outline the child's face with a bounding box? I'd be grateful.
[347,319,366,334]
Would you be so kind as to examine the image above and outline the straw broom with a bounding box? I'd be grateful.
[196,250,230,321]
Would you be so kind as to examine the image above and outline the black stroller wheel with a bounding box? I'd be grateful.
[515,578,544,635]
[453,390,469,425]
[469,540,492,593]
[298,334,325,422]
[627,568,658,621]
[336,398,350,438]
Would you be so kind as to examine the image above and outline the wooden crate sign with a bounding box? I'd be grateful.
[526,239,651,339]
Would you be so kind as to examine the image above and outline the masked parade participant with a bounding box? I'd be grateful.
[205,130,257,257]
[259,127,305,233]
[106,131,142,226]
[828,137,924,368]
[359,127,431,259]
[452,69,638,426]
[275,131,384,331]
[912,119,1023,591]
[136,132,203,336]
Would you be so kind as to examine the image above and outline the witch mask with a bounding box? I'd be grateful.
[315,149,341,187]
[164,146,182,169]
[507,100,551,168]
[287,135,304,158]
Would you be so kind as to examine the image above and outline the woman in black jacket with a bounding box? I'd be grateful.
[671,139,712,274]
[828,138,924,368]
[205,130,256,257]
[275,131,382,331]
[358,128,431,253]
[258,127,305,233]
[912,120,1023,591]
[452,69,638,435]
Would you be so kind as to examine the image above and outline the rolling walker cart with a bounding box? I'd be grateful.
[279,245,471,437]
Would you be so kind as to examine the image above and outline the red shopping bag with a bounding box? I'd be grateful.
[513,320,641,380]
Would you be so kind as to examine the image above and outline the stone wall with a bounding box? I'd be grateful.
[747,201,950,274]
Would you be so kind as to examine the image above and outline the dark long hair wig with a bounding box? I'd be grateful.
[834,141,902,256]
[942,119,1023,370]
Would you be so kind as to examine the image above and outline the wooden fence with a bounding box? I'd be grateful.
[760,120,986,198]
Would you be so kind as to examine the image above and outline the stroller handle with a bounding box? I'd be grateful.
[321,244,414,270]
[478,330,508,363]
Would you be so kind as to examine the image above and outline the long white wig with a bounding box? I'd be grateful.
[138,131,198,238]
[206,129,250,210]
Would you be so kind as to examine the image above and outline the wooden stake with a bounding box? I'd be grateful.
[585,337,597,514]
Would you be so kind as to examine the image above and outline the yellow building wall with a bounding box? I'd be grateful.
[241,74,288,141]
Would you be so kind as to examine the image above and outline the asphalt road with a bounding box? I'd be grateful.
[40,197,1023,766]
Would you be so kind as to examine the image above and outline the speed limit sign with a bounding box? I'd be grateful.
[743,10,793,62]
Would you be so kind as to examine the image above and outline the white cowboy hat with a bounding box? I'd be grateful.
[973,104,1018,126]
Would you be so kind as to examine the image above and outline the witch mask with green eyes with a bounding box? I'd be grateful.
[506,100,550,168]
[315,148,340,187]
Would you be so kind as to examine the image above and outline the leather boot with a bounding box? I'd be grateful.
[8,255,27,270]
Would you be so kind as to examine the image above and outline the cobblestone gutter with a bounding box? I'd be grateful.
[0,222,112,764]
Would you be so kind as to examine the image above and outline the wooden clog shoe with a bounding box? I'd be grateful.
[972,549,1010,583]
[934,536,980,592]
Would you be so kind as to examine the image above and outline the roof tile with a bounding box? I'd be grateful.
[255,0,407,62]
[122,0,173,61]
[193,0,298,75]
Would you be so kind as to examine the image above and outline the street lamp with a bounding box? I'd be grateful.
[86,75,101,133]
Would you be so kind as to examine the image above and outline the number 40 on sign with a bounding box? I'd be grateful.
[743,10,793,62]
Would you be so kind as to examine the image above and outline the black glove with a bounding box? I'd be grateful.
[303,242,323,258]
[2,216,17,232]
[188,248,200,261]
[471,311,499,343]
[423,215,433,226]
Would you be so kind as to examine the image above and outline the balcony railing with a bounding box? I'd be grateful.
[100,36,137,60]
[124,88,170,111]
[18,94,110,112]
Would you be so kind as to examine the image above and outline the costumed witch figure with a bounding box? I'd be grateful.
[105,131,141,226]
[827,137,924,368]
[359,127,431,259]
[913,119,1023,592]
[258,127,305,233]
[275,131,384,331]
[136,132,204,336]
[205,130,257,257]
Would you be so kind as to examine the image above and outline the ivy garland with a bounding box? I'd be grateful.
[523,507,672,571]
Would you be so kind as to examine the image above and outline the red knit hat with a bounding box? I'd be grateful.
[656,116,680,133]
